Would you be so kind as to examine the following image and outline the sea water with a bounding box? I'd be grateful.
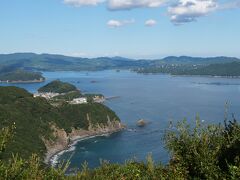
[2,70,240,169]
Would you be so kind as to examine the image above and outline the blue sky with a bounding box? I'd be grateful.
[0,0,240,59]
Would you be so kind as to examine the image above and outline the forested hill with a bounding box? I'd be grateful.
[160,56,240,65]
[38,80,77,93]
[0,53,239,71]
[0,86,120,160]
[0,69,44,82]
[135,61,240,77]
[172,62,240,76]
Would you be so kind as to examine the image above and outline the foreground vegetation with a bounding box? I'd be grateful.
[0,114,239,179]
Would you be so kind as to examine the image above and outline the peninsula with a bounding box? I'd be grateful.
[0,82,124,164]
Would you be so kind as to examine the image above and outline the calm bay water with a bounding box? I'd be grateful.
[2,70,240,169]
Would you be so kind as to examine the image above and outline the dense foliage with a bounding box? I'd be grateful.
[0,69,44,82]
[0,86,120,160]
[53,91,82,101]
[136,62,240,77]
[0,115,239,179]
[59,103,119,132]
[173,62,240,76]
[38,80,78,93]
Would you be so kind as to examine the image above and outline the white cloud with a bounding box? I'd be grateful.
[168,0,218,24]
[145,19,157,26]
[63,0,105,7]
[63,0,240,25]
[219,0,240,10]
[107,19,135,28]
[108,0,166,10]
[107,20,122,27]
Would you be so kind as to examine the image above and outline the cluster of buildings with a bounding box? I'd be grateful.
[33,92,60,99]
[69,96,104,104]
[34,92,88,105]
[34,93,104,105]
[69,97,87,104]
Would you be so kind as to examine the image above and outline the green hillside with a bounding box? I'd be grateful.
[173,61,240,76]
[0,115,239,179]
[0,69,45,82]
[135,62,240,77]
[53,91,82,101]
[0,86,120,160]
[38,80,77,93]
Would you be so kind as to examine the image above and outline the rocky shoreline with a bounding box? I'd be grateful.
[44,120,125,165]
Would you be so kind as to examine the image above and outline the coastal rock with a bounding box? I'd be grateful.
[137,119,147,127]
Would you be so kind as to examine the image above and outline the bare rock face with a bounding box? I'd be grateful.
[43,120,125,164]
[69,120,125,141]
[43,125,69,163]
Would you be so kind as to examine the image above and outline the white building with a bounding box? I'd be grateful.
[70,97,87,104]
[33,92,60,99]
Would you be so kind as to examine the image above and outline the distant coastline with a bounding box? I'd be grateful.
[171,74,240,79]
[136,72,240,79]
[0,79,45,84]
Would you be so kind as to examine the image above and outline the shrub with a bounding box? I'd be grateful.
[0,116,240,179]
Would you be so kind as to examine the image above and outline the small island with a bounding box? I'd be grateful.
[0,69,45,83]
[137,119,148,127]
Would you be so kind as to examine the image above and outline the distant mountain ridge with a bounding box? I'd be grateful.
[0,53,239,71]
[161,56,240,65]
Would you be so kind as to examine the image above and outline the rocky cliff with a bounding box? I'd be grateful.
[44,119,125,164]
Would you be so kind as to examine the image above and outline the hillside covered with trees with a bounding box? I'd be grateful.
[136,62,240,77]
[173,62,240,77]
[38,80,78,93]
[0,53,239,72]
[0,86,120,161]
[0,69,45,83]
